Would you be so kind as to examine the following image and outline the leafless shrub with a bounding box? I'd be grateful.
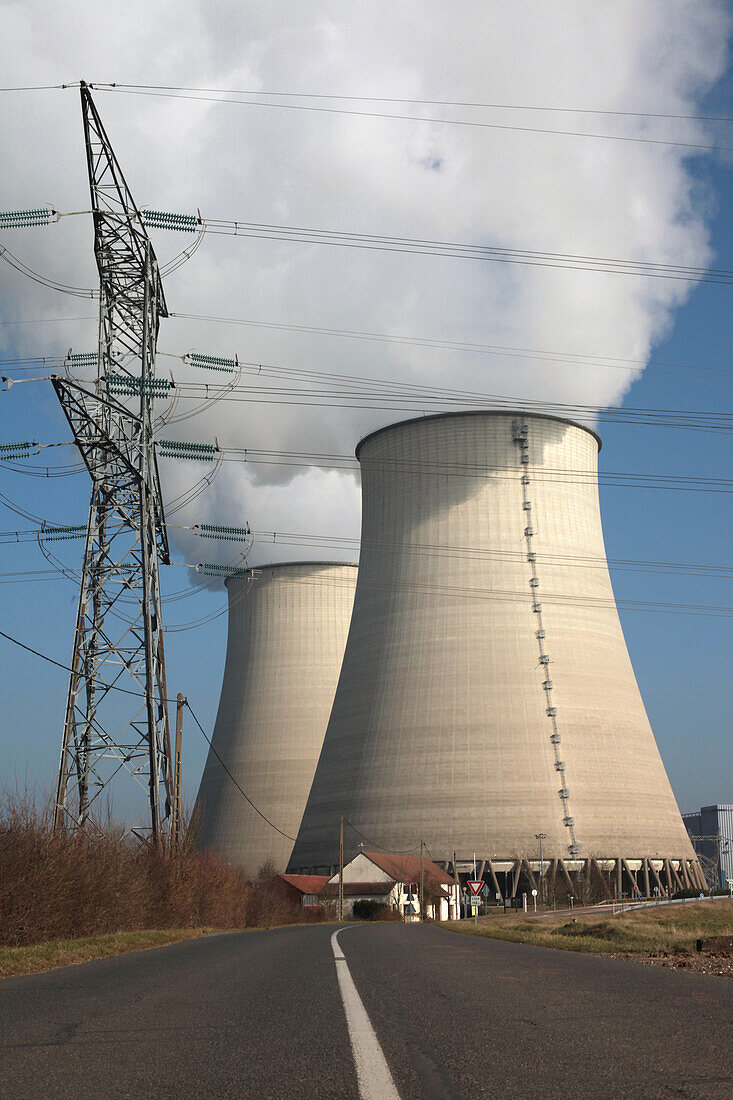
[0,787,329,947]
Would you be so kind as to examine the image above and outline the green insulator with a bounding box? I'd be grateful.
[108,374,173,399]
[0,207,53,228]
[159,439,218,461]
[142,209,198,233]
[197,523,249,540]
[1,441,34,458]
[189,353,237,372]
[42,524,86,541]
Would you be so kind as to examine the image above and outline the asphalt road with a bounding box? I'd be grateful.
[1,923,731,1099]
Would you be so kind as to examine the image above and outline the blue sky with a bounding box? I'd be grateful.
[0,2,731,824]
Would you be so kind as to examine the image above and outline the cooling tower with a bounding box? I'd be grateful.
[194,562,357,875]
[289,411,702,894]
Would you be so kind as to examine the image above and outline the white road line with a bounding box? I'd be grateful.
[331,927,401,1100]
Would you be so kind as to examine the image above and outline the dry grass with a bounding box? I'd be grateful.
[0,929,210,980]
[0,789,332,962]
[440,900,733,956]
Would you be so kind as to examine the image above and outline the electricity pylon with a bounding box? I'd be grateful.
[52,82,173,842]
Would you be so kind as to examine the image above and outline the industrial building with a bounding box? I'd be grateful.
[193,562,357,875]
[288,411,703,898]
[683,806,733,889]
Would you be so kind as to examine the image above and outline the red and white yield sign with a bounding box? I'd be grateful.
[467,880,484,897]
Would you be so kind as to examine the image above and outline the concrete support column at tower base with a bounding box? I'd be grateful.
[433,854,709,902]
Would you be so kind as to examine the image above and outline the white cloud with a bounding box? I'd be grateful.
[0,0,729,566]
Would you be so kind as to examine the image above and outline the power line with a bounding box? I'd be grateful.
[181,216,732,285]
[1,564,729,618]
[342,816,420,855]
[0,489,57,524]
[225,572,733,619]
[3,522,730,579]
[155,383,731,432]
[0,626,83,674]
[0,626,157,698]
[5,202,729,286]
[168,314,729,378]
[94,85,733,155]
[0,227,202,299]
[4,424,731,493]
[3,521,730,577]
[214,447,733,491]
[7,387,733,474]
[229,322,733,376]
[6,350,729,434]
[0,315,96,325]
[3,333,731,381]
[124,346,732,430]
[0,84,75,92]
[0,355,68,366]
[182,700,296,842]
[0,622,297,841]
[5,80,733,126]
[169,373,729,430]
[0,244,98,298]
[86,83,733,125]
[245,529,732,580]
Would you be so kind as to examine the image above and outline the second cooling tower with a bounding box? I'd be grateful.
[194,562,357,875]
[289,411,699,884]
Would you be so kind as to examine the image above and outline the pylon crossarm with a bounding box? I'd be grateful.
[52,376,141,471]
[51,376,169,563]
[81,83,167,320]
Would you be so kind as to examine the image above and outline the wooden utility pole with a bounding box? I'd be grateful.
[453,849,460,920]
[171,693,184,848]
[338,816,344,921]
[420,839,425,921]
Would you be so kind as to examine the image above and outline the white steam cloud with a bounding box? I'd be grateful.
[0,1,729,569]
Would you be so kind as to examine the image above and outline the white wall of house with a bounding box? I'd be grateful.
[334,854,394,883]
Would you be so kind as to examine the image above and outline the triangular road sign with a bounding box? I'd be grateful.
[467,880,483,897]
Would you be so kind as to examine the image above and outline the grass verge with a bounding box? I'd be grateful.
[439,900,733,956]
[0,928,212,980]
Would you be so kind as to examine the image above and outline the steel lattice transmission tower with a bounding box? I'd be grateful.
[52,82,173,842]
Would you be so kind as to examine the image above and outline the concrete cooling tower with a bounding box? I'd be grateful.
[289,411,703,897]
[194,562,357,875]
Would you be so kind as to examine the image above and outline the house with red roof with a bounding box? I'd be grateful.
[323,851,460,920]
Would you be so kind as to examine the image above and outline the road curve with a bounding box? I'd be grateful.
[1,923,731,1099]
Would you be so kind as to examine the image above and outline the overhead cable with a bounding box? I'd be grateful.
[0,565,729,618]
[156,214,733,285]
[0,622,296,842]
[167,313,729,380]
[6,81,733,126]
[156,376,732,433]
[2,523,729,578]
[183,700,297,841]
[94,85,733,155]
[0,84,77,92]
[84,82,733,125]
[4,333,731,381]
[0,315,96,326]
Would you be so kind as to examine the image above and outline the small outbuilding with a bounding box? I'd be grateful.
[277,874,331,908]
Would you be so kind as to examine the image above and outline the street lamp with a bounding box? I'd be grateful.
[535,833,547,904]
